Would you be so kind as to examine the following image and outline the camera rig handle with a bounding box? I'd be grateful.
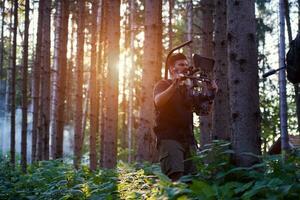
[164,40,193,80]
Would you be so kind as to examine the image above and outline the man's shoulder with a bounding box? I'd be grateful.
[154,79,172,88]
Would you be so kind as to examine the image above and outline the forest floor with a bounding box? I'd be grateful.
[0,141,299,200]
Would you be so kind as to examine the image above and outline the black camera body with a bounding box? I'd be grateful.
[181,54,215,115]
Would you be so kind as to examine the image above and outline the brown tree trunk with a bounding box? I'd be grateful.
[74,0,85,168]
[136,0,162,162]
[32,0,44,162]
[21,0,29,173]
[89,0,99,170]
[10,0,18,168]
[102,0,120,169]
[53,0,69,159]
[212,0,230,141]
[98,0,107,168]
[38,0,51,161]
[199,0,214,147]
[168,0,174,51]
[187,0,193,63]
[227,0,261,166]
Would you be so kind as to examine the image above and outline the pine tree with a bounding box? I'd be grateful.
[74,0,85,168]
[102,0,120,169]
[21,0,29,172]
[136,0,162,162]
[53,0,69,159]
[212,0,230,141]
[10,0,18,167]
[227,0,261,166]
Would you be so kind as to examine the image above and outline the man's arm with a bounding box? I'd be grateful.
[154,77,182,108]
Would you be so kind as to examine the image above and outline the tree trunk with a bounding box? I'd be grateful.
[74,0,85,168]
[227,0,261,166]
[187,0,193,63]
[53,0,69,159]
[41,0,51,160]
[212,0,230,141]
[102,0,120,169]
[98,0,106,168]
[136,0,162,162]
[89,0,99,170]
[127,0,136,163]
[0,0,5,78]
[168,0,174,51]
[32,0,44,162]
[21,0,29,173]
[199,0,214,147]
[10,0,18,167]
[279,0,289,152]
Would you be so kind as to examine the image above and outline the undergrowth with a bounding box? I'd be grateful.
[0,141,299,200]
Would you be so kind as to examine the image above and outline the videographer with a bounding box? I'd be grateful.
[153,53,218,181]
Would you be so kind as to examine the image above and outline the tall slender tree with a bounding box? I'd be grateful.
[136,0,162,162]
[102,0,120,169]
[212,0,230,141]
[74,0,85,168]
[32,0,44,162]
[10,0,18,167]
[53,0,69,159]
[227,0,261,166]
[39,0,51,160]
[21,0,29,173]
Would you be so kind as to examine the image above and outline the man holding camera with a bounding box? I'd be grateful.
[153,53,218,181]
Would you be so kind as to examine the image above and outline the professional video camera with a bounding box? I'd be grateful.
[165,41,216,115]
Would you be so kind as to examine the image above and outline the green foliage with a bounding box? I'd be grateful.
[0,142,299,199]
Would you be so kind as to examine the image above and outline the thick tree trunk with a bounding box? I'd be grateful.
[39,0,51,160]
[32,0,44,162]
[102,0,120,169]
[136,0,162,162]
[227,0,261,166]
[199,0,214,147]
[21,0,29,173]
[74,0,85,168]
[212,0,230,141]
[53,0,69,159]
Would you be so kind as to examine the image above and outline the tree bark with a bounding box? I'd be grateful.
[32,0,44,162]
[227,0,261,166]
[89,0,99,170]
[168,0,174,51]
[102,0,120,169]
[10,0,18,167]
[74,0,85,168]
[21,0,29,173]
[199,0,214,147]
[187,0,193,63]
[136,0,162,162]
[53,0,69,159]
[37,0,51,161]
[212,0,230,141]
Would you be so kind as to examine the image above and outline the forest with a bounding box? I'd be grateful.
[0,0,300,199]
